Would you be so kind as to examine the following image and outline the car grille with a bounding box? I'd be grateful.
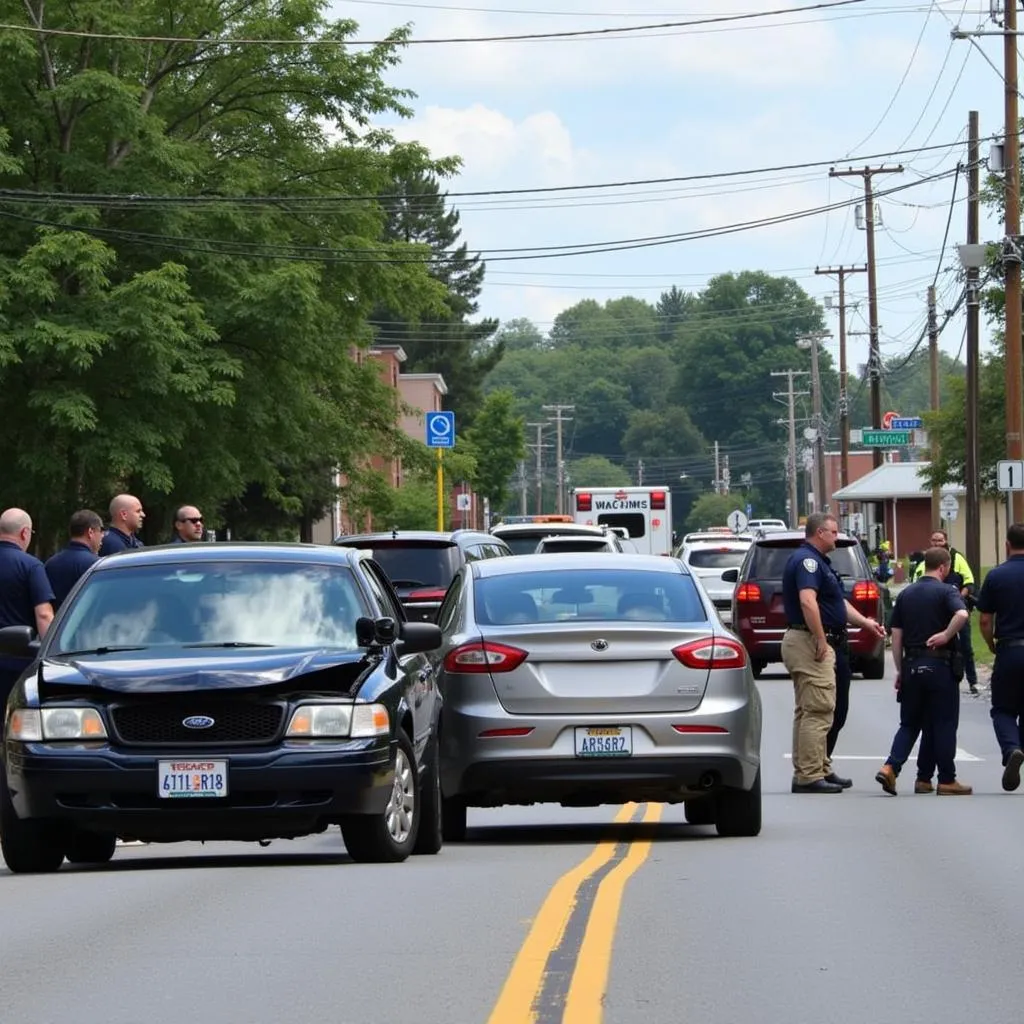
[111,702,285,747]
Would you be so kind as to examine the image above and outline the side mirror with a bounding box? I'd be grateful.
[0,625,37,657]
[355,616,398,648]
[721,568,739,584]
[398,621,443,654]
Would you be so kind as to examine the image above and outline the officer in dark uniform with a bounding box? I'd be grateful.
[874,546,971,796]
[782,512,886,793]
[44,509,103,611]
[98,494,145,556]
[977,522,1024,791]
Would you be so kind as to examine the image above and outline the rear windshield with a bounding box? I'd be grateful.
[687,548,747,569]
[339,542,460,589]
[474,569,707,625]
[538,538,612,553]
[496,528,599,556]
[596,512,645,538]
[749,542,864,579]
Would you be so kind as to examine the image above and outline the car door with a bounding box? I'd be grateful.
[361,561,438,759]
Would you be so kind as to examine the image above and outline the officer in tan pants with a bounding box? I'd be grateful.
[782,513,886,793]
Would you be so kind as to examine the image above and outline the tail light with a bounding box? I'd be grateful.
[651,490,666,510]
[443,641,528,674]
[478,727,535,738]
[408,588,447,602]
[735,582,761,602]
[852,581,879,602]
[672,724,729,734]
[576,492,592,512]
[673,637,747,669]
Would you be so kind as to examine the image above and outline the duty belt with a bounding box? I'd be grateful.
[788,623,847,643]
[903,646,952,661]
[997,638,1024,648]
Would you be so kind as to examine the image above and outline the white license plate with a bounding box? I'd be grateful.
[158,760,228,799]
[574,726,633,758]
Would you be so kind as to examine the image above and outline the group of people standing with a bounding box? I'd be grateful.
[783,510,1024,797]
[0,496,206,714]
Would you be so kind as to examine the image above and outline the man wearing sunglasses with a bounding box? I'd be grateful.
[171,506,205,543]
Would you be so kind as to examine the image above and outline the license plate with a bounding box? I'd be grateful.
[574,726,632,758]
[158,760,228,799]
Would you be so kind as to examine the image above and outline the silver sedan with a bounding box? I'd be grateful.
[431,553,762,840]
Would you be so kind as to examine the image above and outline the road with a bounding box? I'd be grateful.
[2,658,1018,1024]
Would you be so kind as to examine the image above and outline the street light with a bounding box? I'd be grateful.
[957,241,987,581]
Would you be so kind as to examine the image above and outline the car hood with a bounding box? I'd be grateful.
[38,648,372,696]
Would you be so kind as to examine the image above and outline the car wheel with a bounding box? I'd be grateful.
[715,769,762,838]
[684,799,715,826]
[442,795,468,843]
[861,653,886,680]
[0,768,65,874]
[413,736,443,856]
[65,830,117,865]
[751,659,766,679]
[341,730,420,863]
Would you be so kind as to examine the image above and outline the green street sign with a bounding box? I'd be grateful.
[862,429,911,446]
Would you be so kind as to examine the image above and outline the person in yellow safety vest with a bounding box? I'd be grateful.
[912,529,977,694]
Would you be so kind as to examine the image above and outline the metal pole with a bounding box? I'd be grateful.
[788,370,799,527]
[864,174,883,470]
[928,284,941,528]
[436,448,444,530]
[966,109,982,574]
[809,335,826,511]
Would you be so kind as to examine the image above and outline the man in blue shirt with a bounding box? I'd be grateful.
[781,512,886,793]
[977,522,1024,791]
[170,505,204,543]
[45,509,103,610]
[98,494,145,556]
[0,508,55,724]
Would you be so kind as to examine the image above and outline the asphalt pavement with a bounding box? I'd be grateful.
[1,658,1018,1024]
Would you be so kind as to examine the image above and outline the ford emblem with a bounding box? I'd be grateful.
[591,639,609,652]
[182,715,215,730]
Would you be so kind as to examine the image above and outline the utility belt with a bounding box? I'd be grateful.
[788,623,849,651]
[997,638,1024,649]
[903,645,964,683]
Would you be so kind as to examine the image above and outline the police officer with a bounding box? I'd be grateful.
[99,494,145,556]
[782,512,886,793]
[913,528,978,693]
[874,546,971,796]
[44,509,103,611]
[976,522,1024,791]
[0,508,54,724]
[170,505,204,543]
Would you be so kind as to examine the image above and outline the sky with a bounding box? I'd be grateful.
[329,0,1013,404]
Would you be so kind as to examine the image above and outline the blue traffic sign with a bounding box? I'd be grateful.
[745,503,753,518]
[426,411,456,448]
[891,417,922,429]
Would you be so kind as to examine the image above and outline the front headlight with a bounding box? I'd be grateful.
[284,703,389,738]
[8,709,42,741]
[41,707,107,740]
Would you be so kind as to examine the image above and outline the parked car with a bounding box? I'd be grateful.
[430,553,762,840]
[0,544,444,873]
[334,530,511,623]
[679,539,750,625]
[491,520,609,556]
[534,534,623,554]
[746,519,788,533]
[726,530,886,679]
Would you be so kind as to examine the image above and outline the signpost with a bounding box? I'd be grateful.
[426,412,456,530]
[940,493,960,523]
[727,509,749,534]
[997,459,1024,491]
[861,429,911,446]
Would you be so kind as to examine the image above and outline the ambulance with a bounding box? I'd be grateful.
[572,486,674,555]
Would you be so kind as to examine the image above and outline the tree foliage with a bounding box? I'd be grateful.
[685,494,737,533]
[463,390,525,509]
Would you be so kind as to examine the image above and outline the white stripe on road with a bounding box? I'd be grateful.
[784,748,984,762]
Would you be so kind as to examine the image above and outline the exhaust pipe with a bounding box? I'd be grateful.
[699,771,719,790]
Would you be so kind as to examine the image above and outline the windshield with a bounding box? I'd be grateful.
[496,529,600,556]
[51,561,371,653]
[750,543,863,578]
[686,548,747,569]
[340,542,460,588]
[474,569,707,625]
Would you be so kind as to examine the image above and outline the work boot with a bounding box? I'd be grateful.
[874,764,897,796]
[914,779,934,794]
[937,780,973,795]
[824,772,853,789]
[791,778,844,793]
[1002,748,1024,792]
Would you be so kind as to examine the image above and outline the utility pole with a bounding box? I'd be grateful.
[965,109,982,576]
[637,459,645,486]
[526,421,549,515]
[713,441,721,494]
[928,285,942,528]
[772,370,810,527]
[797,331,831,513]
[1005,0,1023,521]
[816,265,866,491]
[517,460,528,516]
[542,404,574,515]
[830,164,904,468]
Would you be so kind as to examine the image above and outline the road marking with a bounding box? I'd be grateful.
[486,803,648,1024]
[562,802,663,1024]
[783,748,984,762]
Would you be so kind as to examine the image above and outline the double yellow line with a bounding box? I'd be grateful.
[487,802,663,1024]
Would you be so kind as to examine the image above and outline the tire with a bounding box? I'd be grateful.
[684,799,716,826]
[751,660,766,679]
[0,769,65,874]
[413,736,443,856]
[65,830,117,865]
[442,796,468,843]
[861,653,886,680]
[715,769,762,838]
[341,730,420,863]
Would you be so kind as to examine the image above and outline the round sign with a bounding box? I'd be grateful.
[881,410,898,429]
[727,509,749,534]
[427,413,452,436]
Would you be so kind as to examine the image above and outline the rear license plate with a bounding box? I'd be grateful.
[158,760,228,799]
[574,726,632,758]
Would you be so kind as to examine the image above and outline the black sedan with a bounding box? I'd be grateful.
[0,544,443,873]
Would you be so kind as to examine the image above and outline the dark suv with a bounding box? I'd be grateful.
[724,531,886,679]
[334,530,511,622]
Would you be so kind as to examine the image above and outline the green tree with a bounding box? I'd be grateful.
[656,285,697,342]
[685,493,736,533]
[492,317,545,353]
[568,455,632,488]
[622,408,706,461]
[464,390,525,509]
